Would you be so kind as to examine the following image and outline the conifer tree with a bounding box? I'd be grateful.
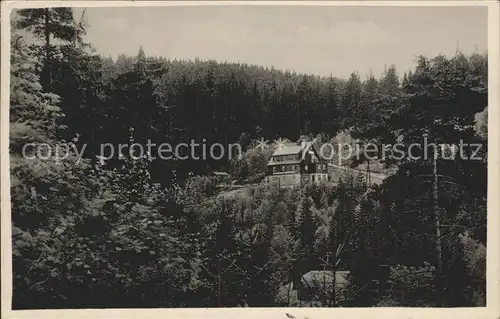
[15,8,85,88]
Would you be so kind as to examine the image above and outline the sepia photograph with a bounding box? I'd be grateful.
[1,0,499,317]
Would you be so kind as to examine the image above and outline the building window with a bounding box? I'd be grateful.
[312,175,315,182]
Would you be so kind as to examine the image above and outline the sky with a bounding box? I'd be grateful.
[76,5,487,78]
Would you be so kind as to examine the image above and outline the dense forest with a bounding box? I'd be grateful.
[10,8,487,308]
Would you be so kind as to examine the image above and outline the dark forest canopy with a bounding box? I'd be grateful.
[65,47,487,183]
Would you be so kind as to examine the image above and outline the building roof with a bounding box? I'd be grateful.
[272,143,305,156]
[271,140,318,157]
[300,270,350,288]
[212,171,229,176]
[268,140,328,166]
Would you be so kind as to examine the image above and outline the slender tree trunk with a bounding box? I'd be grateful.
[224,85,228,147]
[433,155,443,305]
[297,99,300,137]
[286,280,291,306]
[332,265,336,307]
[326,100,330,135]
[90,125,96,166]
[332,226,338,307]
[196,81,199,139]
[217,257,222,307]
[367,159,371,187]
[213,85,216,118]
[44,8,51,89]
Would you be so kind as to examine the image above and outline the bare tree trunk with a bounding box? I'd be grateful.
[332,265,336,307]
[44,8,51,89]
[297,102,300,137]
[433,155,443,305]
[217,259,222,307]
[331,227,338,307]
[286,282,291,306]
[213,85,216,118]
[327,97,330,134]
[224,85,228,147]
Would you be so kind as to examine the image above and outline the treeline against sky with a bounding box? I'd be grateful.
[51,40,488,183]
[13,8,488,183]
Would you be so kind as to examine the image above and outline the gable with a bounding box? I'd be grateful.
[302,140,328,161]
[268,140,328,166]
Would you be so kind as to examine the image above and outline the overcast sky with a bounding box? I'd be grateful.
[77,5,487,78]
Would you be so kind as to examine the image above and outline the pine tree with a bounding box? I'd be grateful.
[10,33,95,308]
[355,72,379,137]
[135,46,147,73]
[10,34,61,144]
[341,72,362,130]
[378,65,400,96]
[115,53,135,74]
[293,195,317,289]
[15,8,84,88]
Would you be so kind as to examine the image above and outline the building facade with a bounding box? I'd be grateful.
[264,140,329,187]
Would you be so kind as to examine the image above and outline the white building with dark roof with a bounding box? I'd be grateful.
[265,140,329,187]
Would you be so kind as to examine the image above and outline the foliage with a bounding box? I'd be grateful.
[459,231,486,306]
[230,143,274,183]
[474,107,487,140]
[378,263,436,307]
